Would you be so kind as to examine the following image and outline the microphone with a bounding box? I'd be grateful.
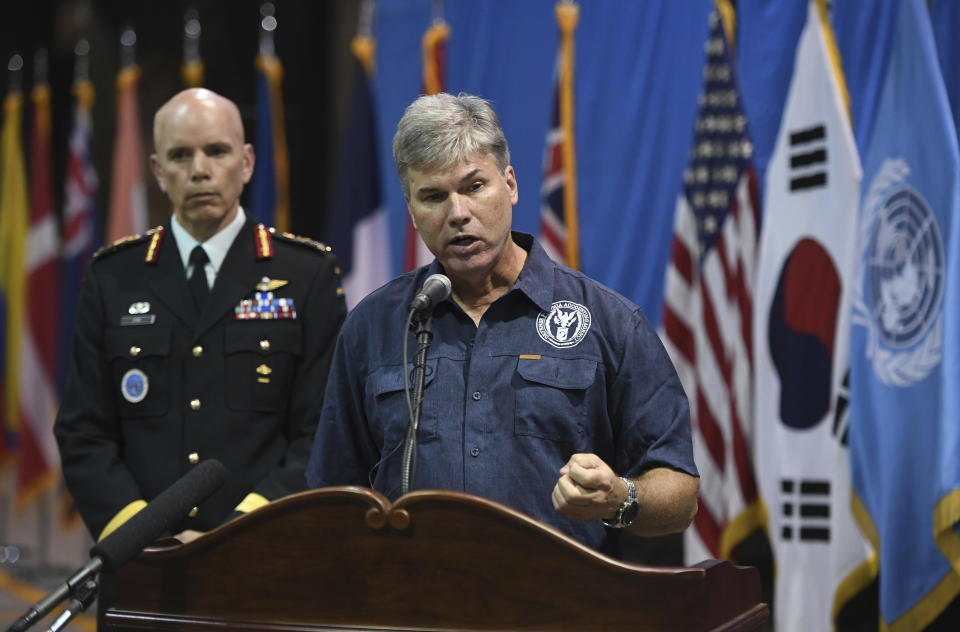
[408,273,451,313]
[6,459,225,632]
[46,578,97,632]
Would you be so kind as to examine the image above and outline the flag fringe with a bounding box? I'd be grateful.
[719,498,767,560]
[831,548,878,631]
[934,485,960,576]
[853,490,960,631]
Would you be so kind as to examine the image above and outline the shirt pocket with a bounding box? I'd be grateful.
[366,359,439,446]
[514,355,597,443]
[106,327,172,418]
[224,321,302,412]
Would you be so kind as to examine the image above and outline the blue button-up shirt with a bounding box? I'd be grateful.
[306,233,697,551]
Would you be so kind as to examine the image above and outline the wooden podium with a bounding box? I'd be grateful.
[102,487,768,631]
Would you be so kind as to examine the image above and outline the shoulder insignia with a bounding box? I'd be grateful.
[144,226,165,264]
[269,227,332,254]
[254,223,274,260]
[93,226,164,262]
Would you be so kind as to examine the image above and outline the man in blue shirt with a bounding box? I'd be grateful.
[306,93,698,553]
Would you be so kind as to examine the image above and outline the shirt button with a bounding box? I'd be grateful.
[260,339,270,351]
[190,399,201,411]
[188,507,199,518]
[472,391,481,401]
[188,452,199,464]
[470,447,480,457]
[129,346,141,357]
[192,345,203,357]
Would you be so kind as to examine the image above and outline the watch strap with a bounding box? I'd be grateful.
[602,476,637,528]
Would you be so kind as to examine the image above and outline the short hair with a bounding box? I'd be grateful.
[392,93,511,198]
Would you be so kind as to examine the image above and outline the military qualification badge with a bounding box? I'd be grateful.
[235,277,296,320]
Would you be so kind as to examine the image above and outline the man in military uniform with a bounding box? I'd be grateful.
[55,88,346,543]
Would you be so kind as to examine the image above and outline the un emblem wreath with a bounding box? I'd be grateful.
[537,301,592,348]
[852,158,944,387]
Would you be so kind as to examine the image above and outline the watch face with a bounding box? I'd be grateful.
[622,500,640,526]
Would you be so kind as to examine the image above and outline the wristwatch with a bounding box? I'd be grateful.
[602,476,639,529]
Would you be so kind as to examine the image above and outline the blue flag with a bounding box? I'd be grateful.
[249,55,290,231]
[832,0,898,152]
[929,0,960,146]
[249,67,277,227]
[849,0,960,629]
[327,37,390,309]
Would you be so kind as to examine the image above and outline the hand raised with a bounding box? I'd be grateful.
[551,453,626,521]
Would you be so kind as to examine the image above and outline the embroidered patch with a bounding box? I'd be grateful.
[121,368,149,403]
[536,301,592,348]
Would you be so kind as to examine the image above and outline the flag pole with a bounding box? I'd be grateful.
[181,8,204,88]
[0,53,26,547]
[353,0,376,76]
[556,0,580,270]
[253,2,290,232]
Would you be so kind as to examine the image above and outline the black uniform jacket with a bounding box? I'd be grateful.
[54,218,346,537]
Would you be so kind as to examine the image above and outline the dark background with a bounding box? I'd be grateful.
[1,0,360,242]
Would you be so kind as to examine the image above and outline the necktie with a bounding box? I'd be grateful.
[188,245,210,309]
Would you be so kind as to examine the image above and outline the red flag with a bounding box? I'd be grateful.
[14,78,61,509]
[660,11,763,563]
[403,20,450,272]
[106,66,148,243]
[539,1,580,269]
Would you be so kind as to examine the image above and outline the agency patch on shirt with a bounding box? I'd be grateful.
[536,301,592,348]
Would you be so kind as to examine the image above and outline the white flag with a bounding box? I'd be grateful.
[753,1,873,630]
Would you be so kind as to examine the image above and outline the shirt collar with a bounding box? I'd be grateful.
[511,232,556,313]
[429,232,557,314]
[170,206,247,277]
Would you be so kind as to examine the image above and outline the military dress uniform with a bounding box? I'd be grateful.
[54,217,346,539]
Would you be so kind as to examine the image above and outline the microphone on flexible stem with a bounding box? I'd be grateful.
[400,274,451,496]
[408,273,452,314]
[6,459,226,632]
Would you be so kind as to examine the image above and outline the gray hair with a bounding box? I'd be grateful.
[392,93,511,198]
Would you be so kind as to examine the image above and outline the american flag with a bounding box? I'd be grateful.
[660,11,762,564]
[539,0,580,269]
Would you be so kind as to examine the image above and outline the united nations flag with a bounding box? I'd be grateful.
[848,0,960,629]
